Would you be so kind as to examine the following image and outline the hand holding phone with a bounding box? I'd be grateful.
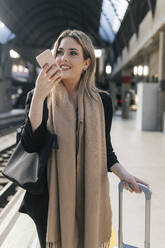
[36,49,56,68]
[34,49,62,100]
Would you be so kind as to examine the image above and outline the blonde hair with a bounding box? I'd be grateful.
[52,29,109,101]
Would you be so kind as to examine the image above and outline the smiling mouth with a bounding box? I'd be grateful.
[60,65,71,71]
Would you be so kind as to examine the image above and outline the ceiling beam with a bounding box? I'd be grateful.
[128,7,139,38]
[147,0,157,17]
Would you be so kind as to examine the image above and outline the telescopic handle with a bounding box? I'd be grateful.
[118,181,151,248]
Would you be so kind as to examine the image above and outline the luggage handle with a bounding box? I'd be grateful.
[118,181,151,248]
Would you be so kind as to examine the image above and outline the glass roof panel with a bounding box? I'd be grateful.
[99,0,130,43]
[0,21,15,44]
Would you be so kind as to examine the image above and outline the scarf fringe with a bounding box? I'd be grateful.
[99,236,111,248]
[46,241,61,248]
[46,238,111,248]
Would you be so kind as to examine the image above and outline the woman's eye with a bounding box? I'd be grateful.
[56,50,77,56]
[56,50,62,55]
[70,51,77,56]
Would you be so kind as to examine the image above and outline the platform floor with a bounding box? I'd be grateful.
[0,110,165,247]
[109,111,165,248]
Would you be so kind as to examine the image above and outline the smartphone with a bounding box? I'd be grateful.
[36,49,56,68]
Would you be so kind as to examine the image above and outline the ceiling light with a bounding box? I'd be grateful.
[0,21,5,28]
[133,66,138,75]
[106,65,112,74]
[10,49,20,58]
[143,65,149,76]
[94,49,102,58]
[138,65,143,76]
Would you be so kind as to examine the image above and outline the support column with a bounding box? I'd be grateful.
[121,70,131,119]
[0,43,12,113]
[158,31,165,131]
[29,63,37,82]
[108,80,117,110]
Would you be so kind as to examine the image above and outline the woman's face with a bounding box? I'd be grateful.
[55,37,89,84]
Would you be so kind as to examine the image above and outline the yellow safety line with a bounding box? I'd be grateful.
[109,226,116,248]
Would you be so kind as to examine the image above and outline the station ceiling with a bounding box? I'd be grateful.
[0,0,104,49]
[0,0,157,64]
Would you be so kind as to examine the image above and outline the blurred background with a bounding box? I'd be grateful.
[0,0,164,134]
[0,1,164,248]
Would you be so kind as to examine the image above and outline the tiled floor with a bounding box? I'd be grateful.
[109,111,165,248]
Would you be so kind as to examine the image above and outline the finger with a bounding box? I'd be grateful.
[43,63,48,69]
[52,74,62,83]
[127,182,134,192]
[48,72,61,85]
[40,63,49,79]
[131,180,141,193]
[135,178,150,188]
[135,178,152,194]
[49,69,61,80]
[124,179,141,193]
[45,66,59,80]
[46,64,57,74]
[125,182,133,192]
[40,63,49,76]
[134,178,150,190]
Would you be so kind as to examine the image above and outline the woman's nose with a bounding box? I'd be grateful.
[61,53,68,62]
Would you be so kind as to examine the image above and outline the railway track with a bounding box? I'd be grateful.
[0,142,40,247]
[0,122,23,137]
[0,143,26,246]
[0,144,18,210]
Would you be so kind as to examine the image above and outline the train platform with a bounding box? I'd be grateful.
[0,109,25,129]
[110,110,165,248]
[0,110,164,248]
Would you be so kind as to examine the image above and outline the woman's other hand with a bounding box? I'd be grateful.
[122,173,150,193]
[111,162,150,193]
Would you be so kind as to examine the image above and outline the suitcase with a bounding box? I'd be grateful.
[118,181,151,248]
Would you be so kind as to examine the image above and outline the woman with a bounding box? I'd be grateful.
[18,30,149,248]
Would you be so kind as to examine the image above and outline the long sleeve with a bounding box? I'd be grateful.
[100,92,119,172]
[17,89,48,153]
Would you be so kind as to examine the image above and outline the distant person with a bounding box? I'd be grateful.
[18,29,149,248]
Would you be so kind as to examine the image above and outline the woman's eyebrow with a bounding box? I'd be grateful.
[58,47,79,51]
[69,48,79,51]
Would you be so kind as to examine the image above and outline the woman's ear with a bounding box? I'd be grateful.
[83,58,91,71]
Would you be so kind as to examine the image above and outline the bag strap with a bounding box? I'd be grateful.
[16,89,48,144]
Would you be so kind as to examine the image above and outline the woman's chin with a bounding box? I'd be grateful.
[60,73,72,80]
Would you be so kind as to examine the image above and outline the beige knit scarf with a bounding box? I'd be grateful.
[45,81,112,248]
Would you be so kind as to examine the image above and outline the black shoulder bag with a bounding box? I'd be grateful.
[2,129,58,194]
[1,90,58,195]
